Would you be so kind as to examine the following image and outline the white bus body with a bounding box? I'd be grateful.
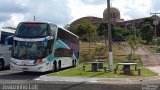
[0,29,15,70]
[10,22,79,72]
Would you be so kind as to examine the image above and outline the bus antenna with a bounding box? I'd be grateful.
[33,16,36,21]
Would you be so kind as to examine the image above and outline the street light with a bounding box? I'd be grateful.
[153,21,159,46]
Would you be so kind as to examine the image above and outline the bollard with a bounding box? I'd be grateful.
[135,66,137,71]
[116,65,118,70]
[83,65,85,71]
[138,69,141,76]
[104,67,106,72]
[114,69,117,74]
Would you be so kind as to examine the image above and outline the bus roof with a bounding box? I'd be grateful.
[19,21,55,24]
[19,21,79,39]
[58,27,79,39]
[0,28,15,34]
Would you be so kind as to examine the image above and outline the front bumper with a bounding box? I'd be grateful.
[10,62,50,72]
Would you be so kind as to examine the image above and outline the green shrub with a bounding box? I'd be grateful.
[156,48,160,53]
[156,37,160,45]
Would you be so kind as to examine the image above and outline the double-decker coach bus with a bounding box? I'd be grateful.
[0,29,15,70]
[10,22,79,72]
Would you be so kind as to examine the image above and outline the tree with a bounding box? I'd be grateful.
[82,21,96,51]
[126,35,140,60]
[68,21,96,42]
[69,21,96,51]
[112,26,131,41]
[63,24,70,29]
[97,22,108,44]
[76,25,87,41]
[138,18,154,28]
[97,22,131,42]
[67,25,77,34]
[97,22,108,36]
[140,22,154,44]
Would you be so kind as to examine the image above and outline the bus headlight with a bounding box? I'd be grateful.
[10,60,18,65]
[35,59,45,65]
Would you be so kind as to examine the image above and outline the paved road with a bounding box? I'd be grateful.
[0,69,160,90]
[0,67,73,80]
[0,79,159,90]
[0,68,49,80]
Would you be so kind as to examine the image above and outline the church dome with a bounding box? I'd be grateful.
[103,7,121,21]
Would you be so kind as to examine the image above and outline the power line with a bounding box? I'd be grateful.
[150,12,160,15]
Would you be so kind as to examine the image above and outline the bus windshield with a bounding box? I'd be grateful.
[12,41,46,60]
[16,23,49,38]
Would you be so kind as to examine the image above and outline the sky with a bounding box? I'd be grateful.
[0,0,160,28]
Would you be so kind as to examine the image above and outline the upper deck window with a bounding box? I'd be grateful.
[16,23,49,38]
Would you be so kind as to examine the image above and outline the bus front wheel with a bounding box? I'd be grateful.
[72,59,76,67]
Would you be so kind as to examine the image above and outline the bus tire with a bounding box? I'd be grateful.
[58,61,61,71]
[0,59,4,71]
[52,61,57,72]
[74,59,77,67]
[72,60,75,67]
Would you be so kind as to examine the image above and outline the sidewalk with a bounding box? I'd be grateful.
[35,75,160,84]
[147,66,160,75]
[140,47,160,75]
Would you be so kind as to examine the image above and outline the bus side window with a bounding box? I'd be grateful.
[54,48,72,57]
[8,37,13,45]
[50,24,57,36]
[46,40,53,55]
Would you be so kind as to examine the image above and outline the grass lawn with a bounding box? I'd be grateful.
[48,61,158,78]
[48,42,158,78]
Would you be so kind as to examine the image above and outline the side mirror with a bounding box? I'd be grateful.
[5,35,14,45]
[43,38,48,47]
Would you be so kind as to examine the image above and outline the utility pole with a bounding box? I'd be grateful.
[107,0,113,71]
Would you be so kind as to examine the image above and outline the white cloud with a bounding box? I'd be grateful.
[69,0,153,22]
[69,0,106,22]
[0,0,29,25]
[112,0,152,20]
[19,0,72,26]
[0,0,159,28]
[0,0,72,27]
[80,0,106,5]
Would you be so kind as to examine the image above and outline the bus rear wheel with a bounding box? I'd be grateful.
[58,61,61,71]
[52,61,57,72]
[74,60,77,67]
[0,60,4,71]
